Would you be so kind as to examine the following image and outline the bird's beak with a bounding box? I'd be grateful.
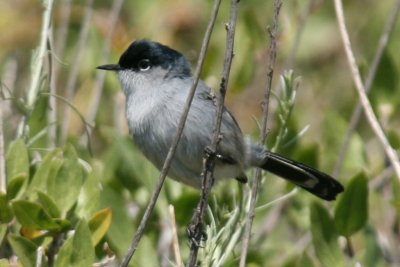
[96,64,122,71]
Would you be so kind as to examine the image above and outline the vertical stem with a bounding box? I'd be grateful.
[332,0,400,178]
[48,0,72,147]
[26,0,54,109]
[239,0,282,266]
[333,0,400,180]
[48,31,57,148]
[187,0,239,266]
[18,0,54,138]
[60,0,94,144]
[118,1,221,266]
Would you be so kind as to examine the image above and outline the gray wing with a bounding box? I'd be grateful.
[171,81,247,184]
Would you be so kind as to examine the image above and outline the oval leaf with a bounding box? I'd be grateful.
[6,139,29,179]
[29,148,63,195]
[6,139,29,198]
[310,201,344,267]
[88,208,112,246]
[8,234,38,267]
[55,220,94,267]
[334,173,368,236]
[6,174,27,200]
[37,191,61,218]
[76,166,101,218]
[0,193,13,223]
[12,200,60,231]
[47,145,84,213]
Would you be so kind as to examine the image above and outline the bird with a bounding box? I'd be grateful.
[97,39,344,201]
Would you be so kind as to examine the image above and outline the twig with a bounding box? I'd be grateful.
[332,0,400,178]
[169,205,183,267]
[36,246,44,267]
[47,31,57,148]
[54,0,72,56]
[118,1,221,266]
[333,0,400,180]
[239,1,282,266]
[47,233,64,267]
[40,93,94,141]
[79,0,124,147]
[186,0,239,266]
[17,0,54,138]
[48,0,72,147]
[60,0,94,144]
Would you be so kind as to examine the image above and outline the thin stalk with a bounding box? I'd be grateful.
[18,0,54,138]
[118,1,221,266]
[239,1,282,266]
[333,0,400,180]
[186,0,239,265]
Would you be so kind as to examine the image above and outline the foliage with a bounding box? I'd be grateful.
[1,0,400,266]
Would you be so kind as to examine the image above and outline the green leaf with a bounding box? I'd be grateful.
[6,139,29,197]
[8,234,38,267]
[55,220,94,267]
[53,218,72,232]
[47,145,84,214]
[88,208,112,246]
[76,165,101,218]
[6,174,26,200]
[29,148,63,195]
[370,50,399,105]
[295,253,315,267]
[6,139,29,179]
[310,202,344,267]
[0,192,13,223]
[37,191,61,218]
[0,258,9,267]
[12,200,60,231]
[0,224,7,243]
[334,173,368,236]
[99,186,134,254]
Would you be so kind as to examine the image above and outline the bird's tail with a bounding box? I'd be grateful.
[260,152,344,201]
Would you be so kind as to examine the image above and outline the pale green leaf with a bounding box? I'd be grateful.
[55,220,94,267]
[310,202,344,267]
[88,208,112,246]
[12,200,60,230]
[8,234,38,267]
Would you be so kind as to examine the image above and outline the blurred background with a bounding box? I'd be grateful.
[1,0,400,266]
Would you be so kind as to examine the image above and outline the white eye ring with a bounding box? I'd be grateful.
[138,59,151,71]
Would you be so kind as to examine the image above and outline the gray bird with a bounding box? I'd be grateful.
[97,39,344,200]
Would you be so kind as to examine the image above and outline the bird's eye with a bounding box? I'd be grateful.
[138,59,151,71]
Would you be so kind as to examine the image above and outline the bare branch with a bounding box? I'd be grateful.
[118,0,222,265]
[333,0,400,180]
[333,0,400,178]
[60,0,94,144]
[48,0,72,148]
[80,0,124,147]
[17,0,54,138]
[186,0,239,265]
[239,0,282,266]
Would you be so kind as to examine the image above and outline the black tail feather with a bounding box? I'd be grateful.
[260,152,344,201]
